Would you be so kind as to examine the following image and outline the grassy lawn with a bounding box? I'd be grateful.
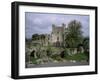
[64,53,88,62]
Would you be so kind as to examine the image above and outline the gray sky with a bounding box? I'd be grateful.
[25,12,89,39]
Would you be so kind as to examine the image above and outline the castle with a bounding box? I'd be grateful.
[44,23,66,47]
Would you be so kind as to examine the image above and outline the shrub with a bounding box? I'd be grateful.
[31,57,38,64]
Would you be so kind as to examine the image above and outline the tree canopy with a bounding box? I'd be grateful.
[65,20,83,48]
[32,34,46,41]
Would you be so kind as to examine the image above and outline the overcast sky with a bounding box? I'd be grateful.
[25,12,89,39]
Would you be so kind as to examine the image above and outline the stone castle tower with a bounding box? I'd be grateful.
[50,23,66,47]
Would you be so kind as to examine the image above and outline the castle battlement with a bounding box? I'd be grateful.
[45,23,66,47]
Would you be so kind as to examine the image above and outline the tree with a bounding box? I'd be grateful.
[83,37,89,53]
[82,37,89,61]
[65,20,83,48]
[32,34,46,46]
[32,34,39,40]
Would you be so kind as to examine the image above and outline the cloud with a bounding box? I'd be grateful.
[33,18,43,25]
[25,12,89,39]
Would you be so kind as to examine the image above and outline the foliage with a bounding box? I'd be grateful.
[83,37,89,50]
[46,46,52,56]
[32,34,46,40]
[31,57,38,64]
[63,48,69,56]
[32,34,39,40]
[65,20,83,48]
[51,55,62,61]
[64,53,88,62]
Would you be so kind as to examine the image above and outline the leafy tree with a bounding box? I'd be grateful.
[83,37,89,50]
[32,34,46,40]
[32,34,46,46]
[82,37,89,61]
[65,20,83,48]
[32,34,39,40]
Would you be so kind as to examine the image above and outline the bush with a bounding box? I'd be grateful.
[62,48,69,59]
[31,57,38,64]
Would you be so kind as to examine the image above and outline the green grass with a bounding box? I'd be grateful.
[51,55,62,61]
[31,57,38,64]
[64,53,88,61]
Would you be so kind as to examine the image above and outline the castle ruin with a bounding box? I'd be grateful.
[44,23,66,47]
